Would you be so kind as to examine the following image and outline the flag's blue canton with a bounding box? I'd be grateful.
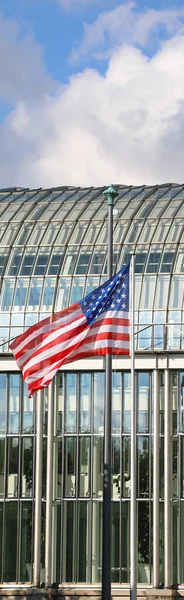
[79,263,130,326]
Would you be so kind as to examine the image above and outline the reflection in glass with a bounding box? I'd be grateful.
[65,374,77,433]
[121,501,130,582]
[27,279,42,310]
[79,438,90,497]
[23,382,34,433]
[9,374,20,433]
[80,374,91,433]
[56,373,64,434]
[137,373,149,433]
[123,373,131,433]
[57,439,62,498]
[64,437,76,497]
[4,502,18,582]
[0,373,6,435]
[111,503,120,582]
[140,276,156,310]
[138,501,151,583]
[22,438,33,498]
[62,502,75,581]
[112,373,121,433]
[70,277,85,304]
[0,438,5,498]
[112,437,120,499]
[0,504,3,580]
[137,437,149,497]
[92,501,102,582]
[55,277,71,310]
[20,503,33,582]
[0,279,14,310]
[94,373,104,433]
[172,439,178,499]
[41,278,55,310]
[93,437,103,498]
[122,437,130,497]
[7,437,19,497]
[78,502,90,582]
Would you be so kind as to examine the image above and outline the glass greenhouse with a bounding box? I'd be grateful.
[0,183,184,589]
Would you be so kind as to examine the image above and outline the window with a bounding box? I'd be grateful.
[76,254,91,275]
[20,254,35,276]
[0,255,6,275]
[135,253,147,273]
[146,252,161,273]
[160,251,174,273]
[34,254,49,275]
[8,252,22,276]
[89,252,106,274]
[48,254,62,275]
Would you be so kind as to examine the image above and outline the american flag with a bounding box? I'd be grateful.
[9,263,130,396]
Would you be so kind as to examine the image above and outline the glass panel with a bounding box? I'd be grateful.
[112,437,120,499]
[122,437,131,497]
[0,251,7,275]
[20,251,36,276]
[89,250,106,275]
[175,247,184,273]
[137,437,149,497]
[21,438,33,498]
[23,382,34,433]
[62,502,75,582]
[0,279,14,310]
[152,220,170,242]
[123,373,131,433]
[76,251,91,275]
[0,438,5,498]
[160,437,164,498]
[172,502,178,585]
[92,501,102,582]
[160,251,175,273]
[140,276,156,309]
[160,372,164,434]
[64,437,76,497]
[4,502,18,582]
[138,312,152,350]
[20,502,33,582]
[111,503,120,582]
[0,374,6,435]
[86,276,100,295]
[121,501,130,583]
[137,373,149,433]
[112,373,121,434]
[41,277,56,310]
[56,439,62,498]
[56,373,64,434]
[172,373,177,434]
[146,252,161,273]
[154,275,170,309]
[93,437,103,498]
[138,502,150,584]
[79,438,90,498]
[28,223,47,245]
[180,502,184,583]
[167,311,181,349]
[55,277,71,311]
[61,248,77,275]
[135,252,147,273]
[80,373,91,433]
[7,438,19,497]
[27,279,43,310]
[65,374,77,433]
[8,374,20,434]
[94,372,105,434]
[169,275,184,308]
[172,439,178,499]
[33,251,50,275]
[70,277,85,304]
[8,250,22,276]
[78,502,90,582]
[13,278,29,311]
[48,251,62,275]
[160,502,164,584]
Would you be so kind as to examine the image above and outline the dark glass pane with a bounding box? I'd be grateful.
[122,437,131,498]
[121,502,130,583]
[57,439,63,498]
[0,438,5,498]
[160,251,174,273]
[7,437,19,497]
[79,438,90,497]
[4,502,18,581]
[20,503,33,582]
[56,373,64,434]
[76,254,90,275]
[89,253,105,274]
[111,503,120,582]
[56,504,61,583]
[20,255,35,275]
[135,253,147,273]
[93,437,103,498]
[0,255,6,275]
[146,253,161,273]
[137,437,149,498]
[48,254,61,275]
[21,438,33,498]
[34,255,49,275]
[62,502,75,582]
[78,502,90,582]
[138,501,150,583]
[92,501,102,582]
[0,504,3,580]
[64,437,76,497]
[8,253,22,276]
[112,437,120,499]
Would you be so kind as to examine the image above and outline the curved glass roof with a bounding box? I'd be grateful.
[0,183,184,352]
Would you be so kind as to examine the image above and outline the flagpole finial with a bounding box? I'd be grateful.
[103,184,118,205]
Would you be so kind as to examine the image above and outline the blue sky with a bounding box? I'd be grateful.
[1,0,184,187]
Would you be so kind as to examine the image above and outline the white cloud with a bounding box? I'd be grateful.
[0,15,54,104]
[70,2,184,63]
[1,33,184,187]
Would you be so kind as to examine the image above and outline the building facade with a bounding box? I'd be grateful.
[0,183,184,589]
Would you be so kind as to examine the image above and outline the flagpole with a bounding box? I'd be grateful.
[33,389,44,587]
[102,185,118,600]
[130,253,137,600]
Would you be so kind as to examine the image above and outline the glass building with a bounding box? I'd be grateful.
[0,183,184,589]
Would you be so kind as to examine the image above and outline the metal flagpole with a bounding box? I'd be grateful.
[130,254,137,600]
[33,389,44,587]
[45,380,54,587]
[102,185,118,600]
